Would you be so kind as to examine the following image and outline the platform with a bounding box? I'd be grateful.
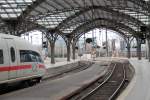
[118,58,150,100]
[44,57,80,69]
[0,62,109,100]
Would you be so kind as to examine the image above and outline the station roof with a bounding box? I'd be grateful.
[0,0,149,38]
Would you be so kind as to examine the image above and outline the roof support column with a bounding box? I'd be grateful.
[67,41,71,62]
[50,41,55,64]
[63,35,72,62]
[126,37,132,59]
[148,13,150,62]
[126,36,135,59]
[136,38,142,60]
[46,32,58,64]
[145,39,149,59]
[72,38,78,60]
[105,28,109,57]
[147,36,150,62]
[127,42,131,59]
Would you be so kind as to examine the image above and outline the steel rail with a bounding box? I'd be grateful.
[78,63,117,100]
[109,64,126,100]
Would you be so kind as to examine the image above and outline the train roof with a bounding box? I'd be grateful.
[0,34,40,54]
[0,33,17,38]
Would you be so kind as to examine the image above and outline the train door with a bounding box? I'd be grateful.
[5,39,18,79]
[0,39,9,82]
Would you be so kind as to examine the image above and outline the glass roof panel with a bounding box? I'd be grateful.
[0,0,149,35]
[0,0,35,18]
[33,10,79,29]
[117,9,149,25]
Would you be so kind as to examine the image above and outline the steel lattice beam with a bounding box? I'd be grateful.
[75,27,127,42]
[19,0,47,19]
[56,6,145,30]
[71,18,136,35]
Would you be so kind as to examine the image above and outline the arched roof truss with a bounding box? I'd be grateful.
[75,27,127,41]
[71,18,136,36]
[0,0,149,36]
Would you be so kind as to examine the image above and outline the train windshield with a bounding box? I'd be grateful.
[20,50,43,63]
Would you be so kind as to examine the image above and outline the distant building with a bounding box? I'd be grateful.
[85,43,92,54]
[111,39,116,51]
[120,40,126,51]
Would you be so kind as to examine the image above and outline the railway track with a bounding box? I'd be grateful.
[68,62,126,100]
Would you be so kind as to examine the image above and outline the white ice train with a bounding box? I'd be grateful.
[0,34,46,85]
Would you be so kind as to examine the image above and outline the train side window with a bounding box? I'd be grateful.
[30,54,37,62]
[24,54,32,62]
[31,51,43,63]
[10,47,15,62]
[20,50,32,62]
[20,50,43,63]
[0,50,4,64]
[20,50,26,62]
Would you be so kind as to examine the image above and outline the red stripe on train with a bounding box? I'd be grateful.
[0,65,32,72]
[38,64,45,69]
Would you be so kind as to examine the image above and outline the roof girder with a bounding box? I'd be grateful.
[20,0,148,19]
[71,18,136,35]
[19,0,47,19]
[56,6,145,30]
[75,27,127,42]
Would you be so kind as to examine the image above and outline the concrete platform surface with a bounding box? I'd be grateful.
[0,62,109,100]
[118,58,150,100]
[44,57,79,69]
